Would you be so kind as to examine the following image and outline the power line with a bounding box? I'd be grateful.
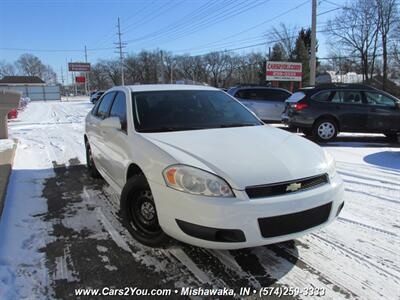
[163,0,311,54]
[186,24,373,56]
[124,0,228,43]
[115,17,127,86]
[127,0,271,47]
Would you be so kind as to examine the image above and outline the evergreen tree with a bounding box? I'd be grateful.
[270,43,286,61]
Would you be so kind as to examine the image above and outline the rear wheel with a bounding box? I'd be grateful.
[384,133,399,142]
[85,141,101,178]
[313,118,338,142]
[121,175,168,247]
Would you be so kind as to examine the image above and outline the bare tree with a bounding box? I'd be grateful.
[376,0,399,89]
[0,60,16,77]
[326,0,379,81]
[15,53,44,77]
[269,23,299,60]
[203,52,236,87]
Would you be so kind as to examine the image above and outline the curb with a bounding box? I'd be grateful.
[0,139,17,221]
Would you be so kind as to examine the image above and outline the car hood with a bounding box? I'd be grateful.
[141,126,329,190]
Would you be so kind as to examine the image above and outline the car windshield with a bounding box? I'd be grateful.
[132,90,263,132]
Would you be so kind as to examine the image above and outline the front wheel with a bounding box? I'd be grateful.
[120,175,168,247]
[313,119,338,142]
[384,133,399,142]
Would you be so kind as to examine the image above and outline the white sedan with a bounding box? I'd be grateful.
[84,85,344,249]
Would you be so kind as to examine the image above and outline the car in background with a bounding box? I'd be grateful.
[84,84,343,249]
[90,91,104,103]
[281,84,400,142]
[227,86,291,122]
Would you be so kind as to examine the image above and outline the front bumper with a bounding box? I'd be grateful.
[149,175,344,249]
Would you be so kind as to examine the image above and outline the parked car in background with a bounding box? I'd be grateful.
[227,86,291,122]
[84,84,344,249]
[90,91,104,103]
[281,84,400,142]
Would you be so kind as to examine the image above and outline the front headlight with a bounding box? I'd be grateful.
[323,149,337,179]
[163,165,234,197]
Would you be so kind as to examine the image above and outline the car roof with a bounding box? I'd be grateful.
[228,86,291,94]
[116,84,218,93]
[298,83,377,93]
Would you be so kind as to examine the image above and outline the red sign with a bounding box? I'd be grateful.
[266,61,302,82]
[75,76,86,83]
[69,62,91,72]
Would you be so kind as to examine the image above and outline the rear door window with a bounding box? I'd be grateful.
[331,91,363,104]
[96,92,116,119]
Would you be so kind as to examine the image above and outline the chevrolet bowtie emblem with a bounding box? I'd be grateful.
[286,182,302,192]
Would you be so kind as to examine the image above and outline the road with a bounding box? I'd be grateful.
[0,100,399,299]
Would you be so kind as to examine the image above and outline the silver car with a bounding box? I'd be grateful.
[228,86,291,122]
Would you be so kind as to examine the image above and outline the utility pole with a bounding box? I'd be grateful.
[309,0,317,86]
[170,62,174,84]
[160,50,165,84]
[115,17,126,86]
[84,45,90,94]
[60,66,64,92]
[65,58,69,101]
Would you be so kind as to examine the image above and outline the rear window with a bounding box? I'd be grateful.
[286,92,306,103]
[312,91,332,102]
[235,89,290,101]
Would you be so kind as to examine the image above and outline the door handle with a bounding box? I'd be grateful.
[370,108,377,112]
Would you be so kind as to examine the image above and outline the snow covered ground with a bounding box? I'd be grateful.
[0,100,399,299]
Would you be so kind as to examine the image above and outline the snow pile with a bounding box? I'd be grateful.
[0,139,14,152]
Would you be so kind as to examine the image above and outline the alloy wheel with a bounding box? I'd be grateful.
[317,122,335,140]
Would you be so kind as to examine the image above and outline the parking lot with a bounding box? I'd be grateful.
[0,99,399,299]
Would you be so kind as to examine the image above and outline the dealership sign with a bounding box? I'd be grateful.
[68,62,91,72]
[75,76,86,83]
[266,61,302,82]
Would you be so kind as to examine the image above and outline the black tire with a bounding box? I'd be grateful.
[384,133,399,142]
[312,118,338,142]
[85,141,101,178]
[120,175,168,247]
[302,129,313,137]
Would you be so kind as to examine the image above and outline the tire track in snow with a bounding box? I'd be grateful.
[337,217,398,238]
[338,170,399,186]
[311,233,400,281]
[345,187,400,205]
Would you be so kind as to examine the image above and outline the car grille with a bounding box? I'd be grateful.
[258,202,332,238]
[245,174,328,199]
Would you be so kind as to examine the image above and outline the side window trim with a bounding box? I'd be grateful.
[92,95,104,116]
[109,91,128,134]
[95,91,117,119]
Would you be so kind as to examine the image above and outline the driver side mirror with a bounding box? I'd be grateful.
[100,116,121,130]
[396,102,400,110]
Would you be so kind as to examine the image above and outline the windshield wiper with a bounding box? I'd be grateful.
[138,126,207,132]
[219,123,259,128]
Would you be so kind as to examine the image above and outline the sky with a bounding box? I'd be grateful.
[0,0,347,82]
